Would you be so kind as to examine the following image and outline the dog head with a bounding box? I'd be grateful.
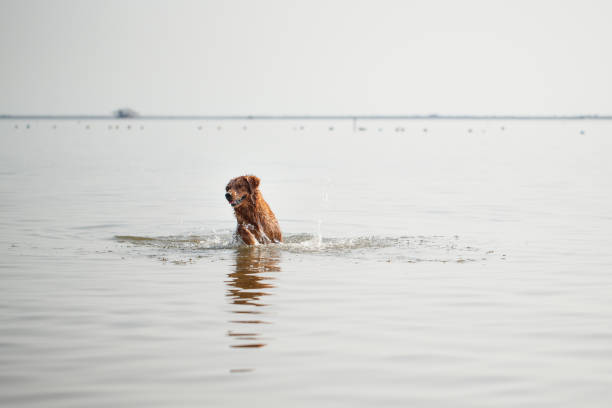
[225,175,260,208]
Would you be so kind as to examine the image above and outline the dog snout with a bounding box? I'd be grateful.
[225,192,232,201]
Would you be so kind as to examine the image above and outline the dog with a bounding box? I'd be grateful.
[225,175,282,245]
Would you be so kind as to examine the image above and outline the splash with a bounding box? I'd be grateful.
[114,232,497,264]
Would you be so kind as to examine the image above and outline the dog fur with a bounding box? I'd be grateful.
[225,175,282,245]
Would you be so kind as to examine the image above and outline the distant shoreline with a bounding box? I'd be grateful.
[1,114,612,121]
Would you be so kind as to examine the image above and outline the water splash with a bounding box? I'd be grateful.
[316,219,323,248]
[114,232,497,264]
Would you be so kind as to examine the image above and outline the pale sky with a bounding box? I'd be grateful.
[1,0,611,116]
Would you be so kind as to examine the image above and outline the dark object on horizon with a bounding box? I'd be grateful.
[113,108,139,119]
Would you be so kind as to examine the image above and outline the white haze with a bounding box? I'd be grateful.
[1,0,612,116]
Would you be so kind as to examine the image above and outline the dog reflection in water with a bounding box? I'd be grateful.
[226,246,281,349]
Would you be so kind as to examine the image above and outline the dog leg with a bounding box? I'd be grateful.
[237,224,258,245]
[254,230,272,244]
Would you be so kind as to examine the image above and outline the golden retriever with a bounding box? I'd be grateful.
[225,175,282,245]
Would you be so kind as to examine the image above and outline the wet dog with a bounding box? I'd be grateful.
[225,175,282,245]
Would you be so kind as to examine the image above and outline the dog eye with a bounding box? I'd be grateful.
[225,186,229,191]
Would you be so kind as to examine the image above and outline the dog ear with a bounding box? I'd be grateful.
[246,175,260,193]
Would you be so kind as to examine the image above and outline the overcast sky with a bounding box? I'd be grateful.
[1,0,611,115]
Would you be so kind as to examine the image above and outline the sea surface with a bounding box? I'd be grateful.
[1,119,612,407]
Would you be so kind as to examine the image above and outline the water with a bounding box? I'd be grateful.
[1,119,612,407]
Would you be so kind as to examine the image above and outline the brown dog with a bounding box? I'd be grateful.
[225,175,282,245]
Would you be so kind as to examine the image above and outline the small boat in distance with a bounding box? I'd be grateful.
[113,108,139,119]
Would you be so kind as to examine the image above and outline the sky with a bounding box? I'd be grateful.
[1,0,611,116]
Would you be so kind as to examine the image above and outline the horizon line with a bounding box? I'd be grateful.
[2,114,612,120]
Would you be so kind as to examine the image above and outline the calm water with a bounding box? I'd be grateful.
[1,119,612,407]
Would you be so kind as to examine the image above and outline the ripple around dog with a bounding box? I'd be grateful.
[114,233,500,264]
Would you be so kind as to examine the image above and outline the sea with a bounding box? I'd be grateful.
[1,118,612,407]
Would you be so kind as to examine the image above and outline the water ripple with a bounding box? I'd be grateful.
[114,233,497,264]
